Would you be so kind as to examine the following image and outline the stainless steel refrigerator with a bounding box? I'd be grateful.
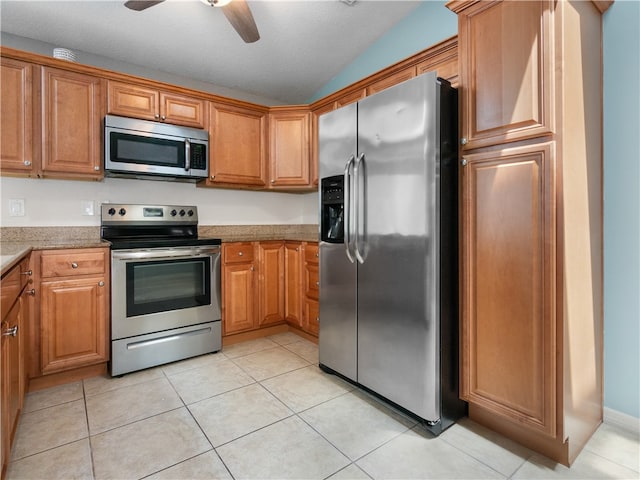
[318,71,465,434]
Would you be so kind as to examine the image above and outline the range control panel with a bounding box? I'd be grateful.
[101,204,198,225]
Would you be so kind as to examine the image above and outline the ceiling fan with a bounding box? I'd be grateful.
[124,0,260,43]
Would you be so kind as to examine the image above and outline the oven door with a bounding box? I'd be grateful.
[111,246,221,340]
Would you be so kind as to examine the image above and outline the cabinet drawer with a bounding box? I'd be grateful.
[304,243,319,264]
[224,243,254,264]
[41,249,106,277]
[305,264,319,300]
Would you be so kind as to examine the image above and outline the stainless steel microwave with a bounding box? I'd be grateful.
[104,115,209,181]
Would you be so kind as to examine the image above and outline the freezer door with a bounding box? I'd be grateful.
[356,72,441,421]
[318,103,358,382]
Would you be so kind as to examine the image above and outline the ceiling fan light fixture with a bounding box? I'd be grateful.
[200,0,232,7]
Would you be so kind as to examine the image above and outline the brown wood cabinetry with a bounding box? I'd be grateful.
[257,242,285,327]
[206,102,268,187]
[42,67,104,179]
[0,58,35,176]
[108,80,207,129]
[222,243,257,335]
[449,0,607,465]
[302,243,319,336]
[268,107,311,189]
[366,68,416,96]
[455,0,553,150]
[335,89,366,109]
[34,248,109,375]
[284,242,303,327]
[1,256,31,478]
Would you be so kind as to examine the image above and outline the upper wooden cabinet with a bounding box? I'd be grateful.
[108,80,207,129]
[366,67,416,96]
[206,102,268,187]
[268,107,311,189]
[455,0,554,150]
[42,67,104,179]
[0,58,35,176]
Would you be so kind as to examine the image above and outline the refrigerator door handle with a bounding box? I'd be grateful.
[343,155,356,263]
[354,152,366,264]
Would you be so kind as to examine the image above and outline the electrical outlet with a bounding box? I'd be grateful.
[9,199,25,217]
[81,200,95,216]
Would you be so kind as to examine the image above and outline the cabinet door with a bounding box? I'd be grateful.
[40,276,108,374]
[335,89,365,108]
[460,142,556,437]
[269,109,311,188]
[366,67,416,96]
[42,67,103,177]
[1,58,35,175]
[303,299,319,337]
[160,92,207,129]
[222,262,256,335]
[208,103,267,186]
[257,242,284,326]
[457,0,553,150]
[284,242,303,327]
[108,81,159,121]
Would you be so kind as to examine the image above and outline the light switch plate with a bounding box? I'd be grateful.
[81,200,95,216]
[9,199,25,217]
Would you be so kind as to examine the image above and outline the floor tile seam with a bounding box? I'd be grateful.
[81,380,98,480]
[9,435,91,465]
[321,462,372,480]
[223,344,282,360]
[280,346,317,365]
[291,405,410,464]
[20,396,86,416]
[227,355,311,383]
[580,448,640,474]
[211,411,299,450]
[182,379,260,408]
[87,404,187,438]
[83,373,169,399]
[437,427,532,478]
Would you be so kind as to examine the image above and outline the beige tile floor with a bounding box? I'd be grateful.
[7,332,640,479]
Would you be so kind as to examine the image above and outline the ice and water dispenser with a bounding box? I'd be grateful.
[321,175,344,243]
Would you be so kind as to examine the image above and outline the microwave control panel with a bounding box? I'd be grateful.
[190,143,207,170]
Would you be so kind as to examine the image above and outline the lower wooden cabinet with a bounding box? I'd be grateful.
[30,248,109,378]
[222,241,319,339]
[1,255,31,477]
[302,243,319,335]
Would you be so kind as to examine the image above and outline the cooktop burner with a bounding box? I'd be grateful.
[100,204,221,249]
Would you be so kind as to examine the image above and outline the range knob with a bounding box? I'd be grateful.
[179,209,186,217]
[187,209,194,217]
[170,209,177,217]
[118,208,126,216]
[108,207,116,216]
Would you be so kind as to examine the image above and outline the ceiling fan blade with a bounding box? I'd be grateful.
[124,0,165,11]
[221,0,260,43]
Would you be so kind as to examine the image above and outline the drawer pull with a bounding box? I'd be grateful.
[238,252,243,256]
[2,326,18,337]
[315,252,319,257]
[71,262,79,268]
[315,281,319,286]
[25,289,36,296]
[21,270,33,276]
[98,281,105,287]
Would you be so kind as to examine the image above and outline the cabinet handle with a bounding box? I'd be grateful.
[461,159,468,167]
[271,180,275,184]
[71,262,79,268]
[460,137,468,146]
[211,175,215,180]
[316,281,319,286]
[315,252,319,257]
[98,281,105,287]
[295,247,299,252]
[238,252,243,256]
[250,265,254,271]
[2,326,18,337]
[161,115,166,121]
[155,114,160,119]
[25,288,36,296]
[24,160,31,166]
[94,166,100,171]
[21,270,33,276]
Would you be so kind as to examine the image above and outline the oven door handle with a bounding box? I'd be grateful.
[112,248,220,261]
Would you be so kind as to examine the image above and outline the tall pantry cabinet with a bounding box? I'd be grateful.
[447,0,609,465]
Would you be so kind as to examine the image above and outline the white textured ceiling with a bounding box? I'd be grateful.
[0,0,422,104]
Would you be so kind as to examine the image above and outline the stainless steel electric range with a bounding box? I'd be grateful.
[101,204,222,376]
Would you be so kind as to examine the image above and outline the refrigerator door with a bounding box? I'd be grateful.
[318,103,358,382]
[356,72,441,421]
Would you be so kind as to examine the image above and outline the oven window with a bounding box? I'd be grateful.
[126,257,211,317]
[110,132,185,168]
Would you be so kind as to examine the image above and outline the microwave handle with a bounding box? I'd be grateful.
[185,139,191,171]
